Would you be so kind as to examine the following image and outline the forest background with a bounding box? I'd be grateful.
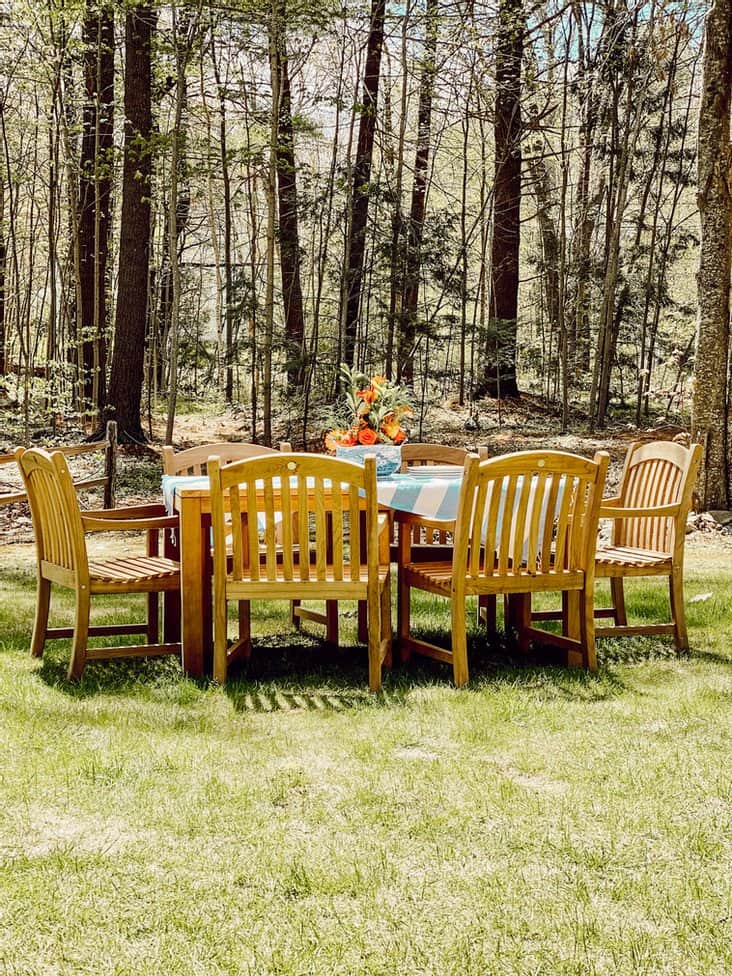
[0,0,730,506]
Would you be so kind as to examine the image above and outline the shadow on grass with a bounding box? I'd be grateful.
[28,622,633,710]
[219,624,631,712]
[33,651,199,699]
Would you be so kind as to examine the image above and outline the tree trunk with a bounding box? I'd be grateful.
[693,0,732,509]
[211,38,235,403]
[78,1,113,416]
[385,1,410,380]
[0,178,5,375]
[527,141,561,365]
[478,0,525,399]
[272,18,306,392]
[165,9,194,445]
[341,0,386,368]
[567,0,596,379]
[105,2,155,443]
[590,8,651,430]
[263,2,279,446]
[397,0,438,385]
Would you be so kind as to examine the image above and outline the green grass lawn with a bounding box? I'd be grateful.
[0,539,731,976]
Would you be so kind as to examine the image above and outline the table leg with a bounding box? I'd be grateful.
[163,525,181,643]
[179,496,212,677]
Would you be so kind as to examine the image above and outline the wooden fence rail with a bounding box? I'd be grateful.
[0,421,117,509]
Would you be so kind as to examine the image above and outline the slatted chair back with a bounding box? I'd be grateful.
[396,444,487,553]
[453,450,609,591]
[162,441,291,477]
[16,447,89,584]
[610,441,701,554]
[209,453,379,588]
[399,443,481,470]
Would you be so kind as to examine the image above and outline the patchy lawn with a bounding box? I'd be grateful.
[0,536,730,975]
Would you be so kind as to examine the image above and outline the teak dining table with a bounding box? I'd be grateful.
[163,468,467,678]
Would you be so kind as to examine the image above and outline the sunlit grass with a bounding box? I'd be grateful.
[0,539,731,975]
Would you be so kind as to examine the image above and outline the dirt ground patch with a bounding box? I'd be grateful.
[2,394,729,549]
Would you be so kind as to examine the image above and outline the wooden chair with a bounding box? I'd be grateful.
[394,443,488,561]
[163,440,335,639]
[162,440,291,475]
[398,450,609,685]
[16,447,181,680]
[593,440,702,649]
[208,452,392,691]
[399,443,487,470]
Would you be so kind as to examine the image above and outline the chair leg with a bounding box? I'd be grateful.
[68,587,91,680]
[238,600,252,663]
[397,569,411,664]
[478,594,496,631]
[669,569,688,651]
[514,594,531,654]
[213,589,229,684]
[504,593,518,635]
[162,529,181,642]
[367,594,382,693]
[450,597,469,687]
[610,577,627,626]
[326,600,339,644]
[291,599,301,629]
[560,591,571,634]
[147,593,159,644]
[30,577,51,658]
[357,600,368,643]
[579,583,597,671]
[380,582,392,669]
[163,589,181,643]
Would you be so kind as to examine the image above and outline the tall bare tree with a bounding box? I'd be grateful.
[478,0,525,398]
[105,2,155,443]
[271,2,306,391]
[693,0,732,509]
[341,0,386,368]
[397,0,438,385]
[77,0,114,417]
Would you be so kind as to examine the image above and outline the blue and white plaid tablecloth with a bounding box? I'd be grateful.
[374,473,463,520]
[162,472,463,522]
[162,474,208,514]
[162,471,564,562]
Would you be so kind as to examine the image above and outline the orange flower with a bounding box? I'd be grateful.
[380,418,402,440]
[357,427,378,445]
[327,364,414,453]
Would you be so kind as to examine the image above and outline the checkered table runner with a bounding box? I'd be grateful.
[163,472,463,522]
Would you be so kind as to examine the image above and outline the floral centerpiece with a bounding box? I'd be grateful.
[326,365,412,476]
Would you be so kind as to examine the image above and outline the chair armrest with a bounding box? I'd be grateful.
[599,502,680,519]
[396,512,457,532]
[83,503,169,519]
[600,496,622,508]
[82,514,179,533]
